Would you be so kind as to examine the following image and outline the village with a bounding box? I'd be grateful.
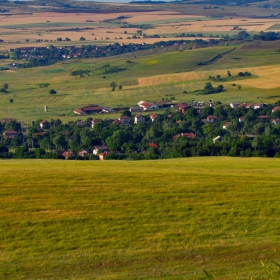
[1,99,280,160]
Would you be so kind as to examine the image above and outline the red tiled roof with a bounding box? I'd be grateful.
[40,119,49,124]
[175,102,188,109]
[140,102,153,108]
[150,113,158,119]
[258,115,270,119]
[148,142,158,148]
[207,115,217,119]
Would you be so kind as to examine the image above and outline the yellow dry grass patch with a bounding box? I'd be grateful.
[125,11,204,23]
[150,18,279,35]
[138,65,280,89]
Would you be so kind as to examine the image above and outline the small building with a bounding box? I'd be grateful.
[258,115,270,120]
[118,115,131,125]
[138,101,158,111]
[213,135,222,143]
[134,114,145,124]
[61,150,73,160]
[207,115,218,123]
[239,116,245,122]
[91,118,102,128]
[3,130,18,139]
[40,119,50,129]
[74,108,86,115]
[223,122,232,129]
[1,118,15,124]
[93,145,109,155]
[254,103,265,110]
[272,106,280,113]
[175,102,189,112]
[230,102,241,109]
[78,148,91,158]
[150,113,159,122]
[272,118,280,125]
[148,143,158,148]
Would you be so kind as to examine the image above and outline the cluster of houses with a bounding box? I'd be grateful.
[3,100,280,159]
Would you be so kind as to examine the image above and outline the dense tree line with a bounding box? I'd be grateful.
[2,102,280,159]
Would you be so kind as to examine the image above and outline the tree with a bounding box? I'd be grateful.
[227,70,231,78]
[49,89,57,95]
[110,82,117,91]
[10,99,13,103]
[118,85,122,90]
[79,37,86,41]
[3,83,8,90]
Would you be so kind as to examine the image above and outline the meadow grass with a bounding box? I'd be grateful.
[0,157,280,279]
[0,43,280,122]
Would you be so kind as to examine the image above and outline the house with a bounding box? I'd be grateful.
[138,101,158,111]
[40,119,50,129]
[148,142,158,148]
[181,132,196,139]
[61,150,73,160]
[112,119,123,125]
[207,115,218,123]
[74,108,86,115]
[93,145,109,155]
[258,115,270,120]
[1,118,15,124]
[3,130,18,139]
[254,103,265,110]
[129,107,143,113]
[98,151,109,161]
[272,118,280,125]
[150,113,159,122]
[230,102,240,109]
[91,118,102,128]
[223,122,232,129]
[78,148,91,158]
[272,106,280,113]
[245,103,254,109]
[173,132,196,141]
[118,115,131,125]
[82,104,103,114]
[175,102,189,112]
[76,120,88,126]
[239,116,245,122]
[213,135,222,143]
[134,114,145,124]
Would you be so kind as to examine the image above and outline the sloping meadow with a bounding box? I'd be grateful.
[1,157,280,279]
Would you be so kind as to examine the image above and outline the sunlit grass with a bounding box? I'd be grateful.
[1,157,280,279]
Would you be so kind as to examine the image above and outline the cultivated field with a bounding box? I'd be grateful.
[0,9,280,51]
[1,157,280,279]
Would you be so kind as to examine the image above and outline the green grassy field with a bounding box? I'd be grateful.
[0,41,280,123]
[1,157,280,279]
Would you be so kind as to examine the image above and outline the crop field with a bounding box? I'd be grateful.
[1,10,280,51]
[1,157,280,279]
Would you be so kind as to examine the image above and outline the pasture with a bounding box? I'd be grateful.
[1,42,280,123]
[1,157,280,279]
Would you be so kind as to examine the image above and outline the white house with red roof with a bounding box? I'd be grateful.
[40,119,50,129]
[138,101,158,111]
[272,106,280,112]
[150,113,159,122]
[223,122,232,129]
[207,115,218,123]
